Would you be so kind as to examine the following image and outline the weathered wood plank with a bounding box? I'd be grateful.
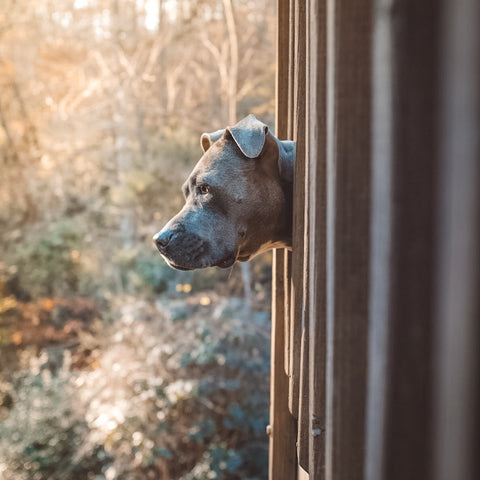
[363,0,393,477]
[269,250,297,480]
[433,1,480,479]
[297,326,310,470]
[284,250,292,375]
[284,0,296,380]
[324,0,372,479]
[365,1,441,480]
[294,0,311,467]
[268,1,298,479]
[307,0,328,477]
[289,0,307,421]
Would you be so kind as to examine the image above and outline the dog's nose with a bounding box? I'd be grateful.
[153,230,173,252]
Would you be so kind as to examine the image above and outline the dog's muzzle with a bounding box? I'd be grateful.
[153,226,220,270]
[153,226,237,270]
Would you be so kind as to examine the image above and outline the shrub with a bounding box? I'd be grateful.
[0,353,110,480]
[11,219,87,299]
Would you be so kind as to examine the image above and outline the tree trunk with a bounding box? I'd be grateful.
[223,0,239,126]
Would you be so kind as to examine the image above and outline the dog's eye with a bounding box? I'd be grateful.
[198,184,210,195]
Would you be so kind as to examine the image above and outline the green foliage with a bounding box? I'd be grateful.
[110,170,156,206]
[0,0,276,478]
[11,219,88,298]
[0,296,270,480]
[113,247,250,298]
[0,355,110,480]
[124,132,201,217]
[134,250,183,294]
[180,445,244,480]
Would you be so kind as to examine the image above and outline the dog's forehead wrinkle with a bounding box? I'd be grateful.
[194,155,249,191]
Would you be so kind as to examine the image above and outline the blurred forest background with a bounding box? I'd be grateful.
[0,0,276,478]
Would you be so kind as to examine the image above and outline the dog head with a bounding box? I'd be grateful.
[153,115,295,270]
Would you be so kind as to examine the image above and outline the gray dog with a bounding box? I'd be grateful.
[153,114,295,271]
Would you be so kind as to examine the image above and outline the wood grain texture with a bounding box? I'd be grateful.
[289,0,307,420]
[366,1,441,480]
[325,0,372,479]
[307,0,328,478]
[294,0,311,468]
[271,1,480,479]
[269,250,297,480]
[268,1,298,479]
[284,250,292,375]
[433,1,480,479]
[297,327,310,471]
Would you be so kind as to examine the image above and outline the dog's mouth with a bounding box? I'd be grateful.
[166,262,194,271]
[161,251,236,271]
[214,254,236,269]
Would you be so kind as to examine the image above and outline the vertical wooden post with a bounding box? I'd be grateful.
[268,1,298,479]
[365,2,441,480]
[291,0,309,471]
[269,251,297,480]
[364,0,394,477]
[324,0,372,479]
[433,1,480,480]
[289,0,307,420]
[307,0,328,477]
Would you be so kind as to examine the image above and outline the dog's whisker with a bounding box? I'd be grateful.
[227,248,240,279]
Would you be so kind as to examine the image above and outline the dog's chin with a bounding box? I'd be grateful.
[166,262,194,271]
[159,255,193,271]
[214,255,236,269]
[161,253,236,271]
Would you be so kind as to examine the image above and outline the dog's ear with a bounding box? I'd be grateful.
[200,129,225,152]
[226,114,268,159]
[275,138,296,183]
